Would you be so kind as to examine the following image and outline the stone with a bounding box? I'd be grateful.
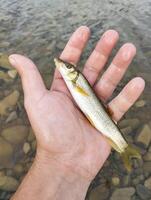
[0,90,20,116]
[112,176,120,186]
[0,71,11,82]
[122,175,130,186]
[145,177,151,190]
[136,124,151,148]
[0,41,10,48]
[143,151,151,161]
[132,175,144,185]
[5,111,17,123]
[121,126,132,135]
[0,175,19,191]
[23,142,30,154]
[136,184,151,199]
[0,54,12,69]
[14,164,24,177]
[1,125,29,144]
[110,187,135,200]
[135,100,146,108]
[27,128,35,142]
[119,118,140,130]
[0,137,13,166]
[0,171,5,177]
[7,69,17,79]
[89,184,109,200]
[144,176,151,190]
[31,140,37,151]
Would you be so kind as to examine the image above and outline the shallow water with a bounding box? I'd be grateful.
[0,0,151,199]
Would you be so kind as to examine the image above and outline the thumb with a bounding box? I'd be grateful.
[9,54,46,104]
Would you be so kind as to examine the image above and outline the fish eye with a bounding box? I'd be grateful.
[66,64,73,69]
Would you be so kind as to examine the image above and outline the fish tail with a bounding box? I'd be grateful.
[121,145,141,172]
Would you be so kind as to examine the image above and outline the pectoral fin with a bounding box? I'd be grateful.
[74,85,89,96]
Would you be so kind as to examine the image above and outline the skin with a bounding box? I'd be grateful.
[9,26,145,200]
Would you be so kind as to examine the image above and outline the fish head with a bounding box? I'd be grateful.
[54,58,78,81]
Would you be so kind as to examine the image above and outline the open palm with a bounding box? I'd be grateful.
[9,26,145,181]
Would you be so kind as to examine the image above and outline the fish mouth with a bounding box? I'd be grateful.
[54,57,63,69]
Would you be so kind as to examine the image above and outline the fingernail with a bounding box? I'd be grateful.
[9,55,17,66]
[76,26,89,40]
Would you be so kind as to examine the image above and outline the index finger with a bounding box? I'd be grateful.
[51,26,90,92]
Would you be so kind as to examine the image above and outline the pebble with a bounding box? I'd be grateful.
[14,164,24,177]
[121,126,132,135]
[145,177,151,190]
[1,125,29,144]
[7,69,17,79]
[0,54,12,69]
[135,100,146,108]
[110,187,135,200]
[27,128,35,142]
[136,124,151,148]
[122,175,130,186]
[0,175,19,191]
[0,137,13,166]
[31,140,37,151]
[89,184,110,200]
[112,176,120,186]
[136,184,151,199]
[119,118,140,130]
[23,142,30,154]
[0,41,10,48]
[5,111,17,123]
[0,90,20,116]
[143,151,151,161]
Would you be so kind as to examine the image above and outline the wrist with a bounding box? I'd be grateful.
[12,147,91,200]
[34,147,91,200]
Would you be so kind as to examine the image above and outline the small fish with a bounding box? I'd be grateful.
[54,58,141,171]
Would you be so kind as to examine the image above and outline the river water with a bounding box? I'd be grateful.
[0,0,151,199]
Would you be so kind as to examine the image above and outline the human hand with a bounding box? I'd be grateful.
[9,26,145,200]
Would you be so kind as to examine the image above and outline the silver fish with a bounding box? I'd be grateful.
[54,58,141,171]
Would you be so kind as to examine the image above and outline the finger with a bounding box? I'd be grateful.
[108,77,145,121]
[9,54,46,103]
[83,30,119,85]
[95,43,136,101]
[51,26,90,93]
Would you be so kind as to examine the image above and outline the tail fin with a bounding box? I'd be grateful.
[121,145,141,172]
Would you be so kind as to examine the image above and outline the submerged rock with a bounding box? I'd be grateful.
[31,140,37,151]
[0,90,20,116]
[14,164,24,177]
[143,151,151,161]
[89,184,109,200]
[0,137,13,166]
[7,69,17,79]
[143,162,151,174]
[110,187,135,200]
[0,54,12,69]
[112,176,120,186]
[135,100,146,108]
[23,142,30,154]
[136,184,151,199]
[145,176,151,190]
[0,175,19,191]
[1,125,29,144]
[27,128,35,142]
[5,111,17,123]
[119,118,140,130]
[136,124,151,148]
